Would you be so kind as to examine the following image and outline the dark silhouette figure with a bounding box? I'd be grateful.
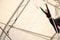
[40,4,60,33]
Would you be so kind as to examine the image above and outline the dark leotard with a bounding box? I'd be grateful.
[40,4,60,33]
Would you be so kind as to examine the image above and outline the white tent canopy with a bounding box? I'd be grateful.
[0,0,59,40]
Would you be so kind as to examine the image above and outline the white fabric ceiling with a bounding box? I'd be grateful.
[0,0,58,40]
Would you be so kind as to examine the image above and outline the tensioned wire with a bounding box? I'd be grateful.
[0,22,51,40]
[0,0,24,40]
[2,0,30,40]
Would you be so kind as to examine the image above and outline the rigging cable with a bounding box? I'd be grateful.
[0,0,24,40]
[3,0,30,40]
[0,22,51,40]
[0,27,12,40]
